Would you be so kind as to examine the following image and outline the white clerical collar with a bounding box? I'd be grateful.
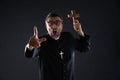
[52,35,60,40]
[48,34,60,40]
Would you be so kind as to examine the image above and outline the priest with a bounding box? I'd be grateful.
[24,10,90,80]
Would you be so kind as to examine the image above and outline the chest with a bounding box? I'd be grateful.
[39,37,75,61]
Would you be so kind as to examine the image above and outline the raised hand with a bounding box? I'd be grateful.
[73,19,82,32]
[68,10,84,36]
[28,26,47,49]
[73,19,84,37]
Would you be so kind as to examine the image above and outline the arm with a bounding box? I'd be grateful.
[24,44,35,58]
[24,44,40,58]
[75,34,90,52]
[73,19,90,52]
[24,26,46,58]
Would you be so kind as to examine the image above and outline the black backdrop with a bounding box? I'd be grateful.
[0,0,119,80]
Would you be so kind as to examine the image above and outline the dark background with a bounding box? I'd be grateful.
[0,0,119,80]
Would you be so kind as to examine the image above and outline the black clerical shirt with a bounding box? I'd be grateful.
[24,32,90,80]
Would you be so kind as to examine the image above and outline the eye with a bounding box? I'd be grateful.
[47,20,62,26]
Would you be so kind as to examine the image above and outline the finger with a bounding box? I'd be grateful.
[72,17,75,22]
[39,38,47,43]
[34,26,38,38]
[29,36,39,45]
[73,19,78,23]
[73,20,81,31]
[29,40,40,48]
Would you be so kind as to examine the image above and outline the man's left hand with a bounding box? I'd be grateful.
[73,19,85,37]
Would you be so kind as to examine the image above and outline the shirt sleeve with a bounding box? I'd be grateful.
[75,34,90,52]
[24,44,39,58]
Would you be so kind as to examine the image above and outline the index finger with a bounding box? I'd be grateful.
[33,26,38,38]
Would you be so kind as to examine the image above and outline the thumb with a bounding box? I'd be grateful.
[33,26,38,38]
[39,38,47,43]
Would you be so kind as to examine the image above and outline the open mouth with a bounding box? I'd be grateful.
[53,31,57,34]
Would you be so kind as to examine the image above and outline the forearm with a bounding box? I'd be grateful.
[24,44,34,58]
[76,34,90,52]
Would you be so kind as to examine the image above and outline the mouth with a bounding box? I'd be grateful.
[53,30,57,35]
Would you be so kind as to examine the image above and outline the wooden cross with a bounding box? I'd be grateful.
[68,10,80,19]
[59,51,64,59]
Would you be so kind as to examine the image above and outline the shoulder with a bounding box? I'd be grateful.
[61,32,74,39]
[61,32,73,36]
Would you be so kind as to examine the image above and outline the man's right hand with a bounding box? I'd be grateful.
[28,26,47,50]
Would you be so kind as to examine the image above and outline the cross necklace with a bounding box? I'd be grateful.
[59,51,64,59]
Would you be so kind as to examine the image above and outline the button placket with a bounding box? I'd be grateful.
[63,63,67,80]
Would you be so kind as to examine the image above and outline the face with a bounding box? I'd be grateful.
[45,17,63,38]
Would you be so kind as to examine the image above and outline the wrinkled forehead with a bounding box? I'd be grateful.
[46,17,62,22]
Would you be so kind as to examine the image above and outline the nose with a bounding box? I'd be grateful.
[52,24,57,28]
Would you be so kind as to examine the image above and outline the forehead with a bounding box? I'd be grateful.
[46,17,62,21]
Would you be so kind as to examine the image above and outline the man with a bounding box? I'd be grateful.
[24,12,90,80]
